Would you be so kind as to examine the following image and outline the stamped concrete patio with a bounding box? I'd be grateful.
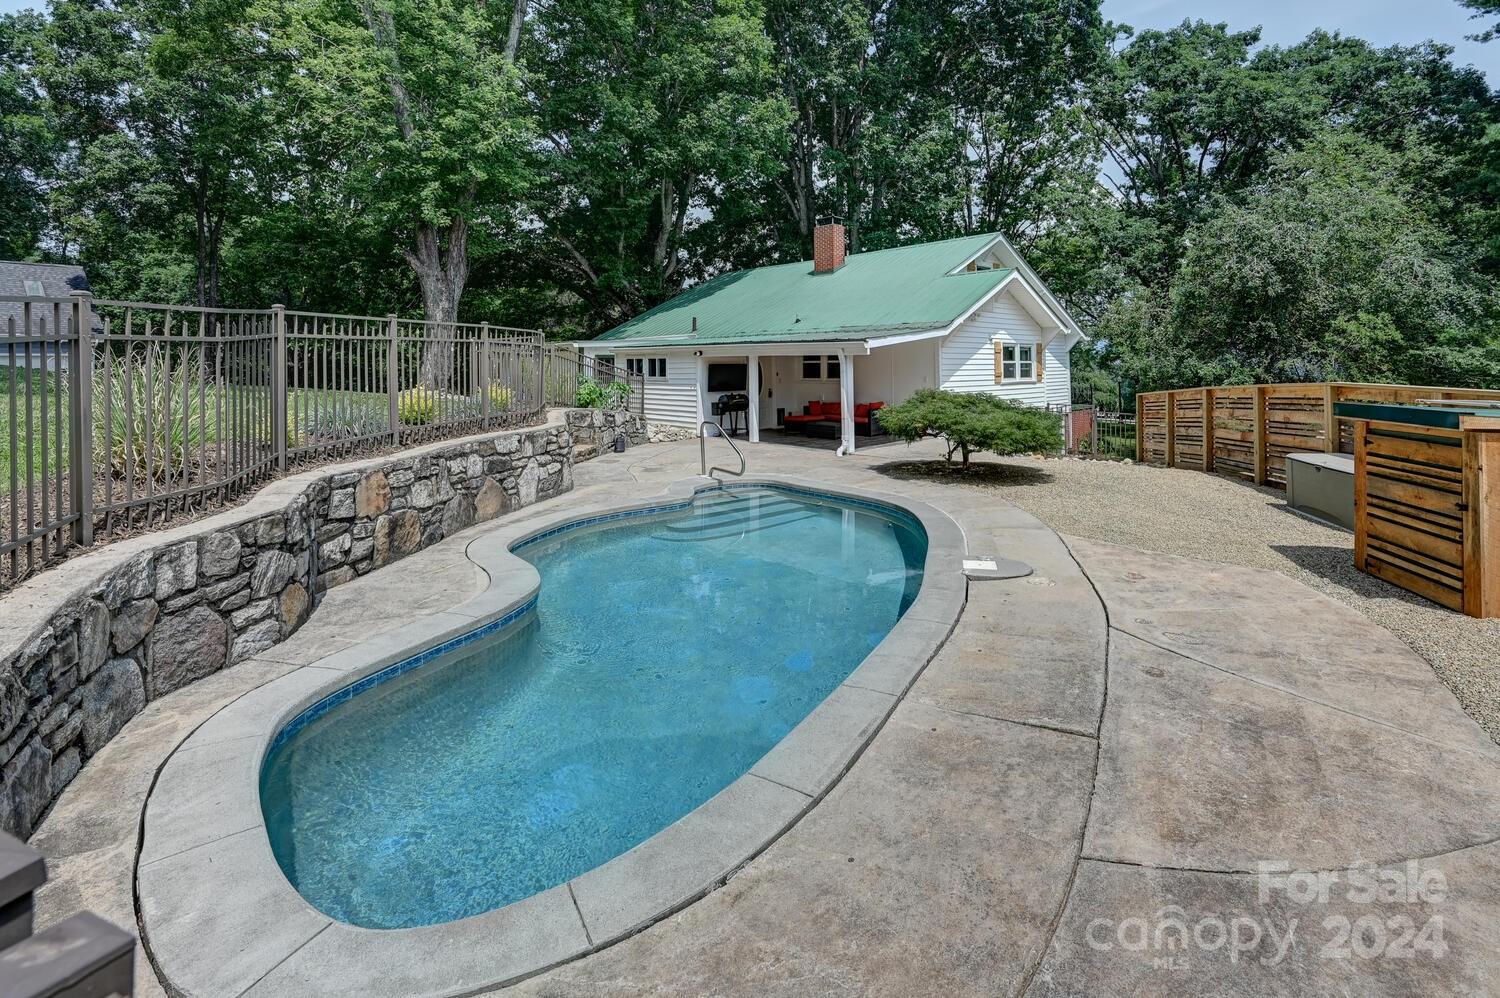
[30,435,1500,996]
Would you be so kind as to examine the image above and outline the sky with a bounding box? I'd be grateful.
[0,0,1495,83]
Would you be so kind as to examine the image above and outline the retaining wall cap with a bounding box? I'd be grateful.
[0,412,575,666]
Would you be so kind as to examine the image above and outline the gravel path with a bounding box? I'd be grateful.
[871,454,1500,745]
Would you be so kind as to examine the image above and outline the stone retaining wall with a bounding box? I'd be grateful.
[0,409,644,838]
[565,408,649,454]
[646,423,701,443]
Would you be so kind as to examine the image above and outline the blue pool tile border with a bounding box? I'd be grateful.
[268,594,539,753]
[513,482,925,554]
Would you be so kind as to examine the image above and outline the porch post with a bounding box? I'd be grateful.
[839,349,855,454]
[747,354,760,443]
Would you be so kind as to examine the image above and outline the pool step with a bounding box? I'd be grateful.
[0,831,135,997]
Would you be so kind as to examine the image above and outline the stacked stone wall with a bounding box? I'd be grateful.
[0,409,644,838]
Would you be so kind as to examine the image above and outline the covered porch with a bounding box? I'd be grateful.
[696,337,936,454]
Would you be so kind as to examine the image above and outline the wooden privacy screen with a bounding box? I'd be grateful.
[1137,382,1500,488]
[1353,417,1499,618]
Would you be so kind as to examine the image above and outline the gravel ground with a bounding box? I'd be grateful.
[873,454,1500,746]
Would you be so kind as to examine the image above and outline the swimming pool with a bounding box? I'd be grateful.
[260,484,927,929]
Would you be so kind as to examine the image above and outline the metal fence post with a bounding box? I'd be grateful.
[537,336,546,413]
[69,291,94,547]
[387,314,400,445]
[271,304,287,471]
[479,321,491,429]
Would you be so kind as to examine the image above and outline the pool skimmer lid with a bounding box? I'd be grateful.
[963,556,1033,581]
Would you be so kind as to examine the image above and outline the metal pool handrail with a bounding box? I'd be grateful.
[699,421,746,479]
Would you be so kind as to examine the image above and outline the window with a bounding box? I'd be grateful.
[22,280,43,297]
[802,355,841,380]
[995,342,1040,383]
[625,357,667,379]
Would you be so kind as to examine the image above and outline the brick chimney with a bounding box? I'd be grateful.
[812,220,846,274]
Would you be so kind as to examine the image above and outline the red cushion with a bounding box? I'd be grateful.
[823,403,842,418]
[854,403,871,418]
[807,400,825,416]
[868,401,885,411]
[853,417,870,426]
[783,413,820,424]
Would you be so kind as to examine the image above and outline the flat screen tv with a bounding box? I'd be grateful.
[707,363,747,392]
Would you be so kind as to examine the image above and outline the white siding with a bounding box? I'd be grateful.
[606,349,699,426]
[1044,337,1072,408]
[853,340,936,407]
[938,286,1068,406]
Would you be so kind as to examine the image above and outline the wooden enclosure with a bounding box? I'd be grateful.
[1136,382,1500,488]
[1353,416,1499,618]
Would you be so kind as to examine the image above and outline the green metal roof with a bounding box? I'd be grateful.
[595,232,1014,347]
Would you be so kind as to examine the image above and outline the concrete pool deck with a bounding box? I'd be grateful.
[28,436,1500,996]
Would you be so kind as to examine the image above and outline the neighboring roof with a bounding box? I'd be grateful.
[594,232,1024,348]
[0,261,92,334]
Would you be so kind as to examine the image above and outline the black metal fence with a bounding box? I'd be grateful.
[2,294,643,588]
[1065,382,1138,460]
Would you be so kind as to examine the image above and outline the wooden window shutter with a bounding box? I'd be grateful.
[1037,344,1045,382]
[993,341,1004,382]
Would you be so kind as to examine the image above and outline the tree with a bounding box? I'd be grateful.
[39,0,290,306]
[522,0,787,333]
[1461,0,1500,42]
[751,0,1107,262]
[1106,133,1499,390]
[876,389,1063,467]
[286,0,533,383]
[0,12,57,259]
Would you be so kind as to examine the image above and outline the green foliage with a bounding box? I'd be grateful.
[573,376,605,409]
[1105,132,1500,389]
[603,379,633,410]
[0,12,57,258]
[523,0,788,330]
[7,1,1500,399]
[1462,0,1500,42]
[92,348,212,479]
[397,387,441,425]
[876,389,1063,467]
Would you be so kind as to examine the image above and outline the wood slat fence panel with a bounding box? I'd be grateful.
[1137,381,1500,488]
[1212,388,1257,482]
[1355,419,1468,612]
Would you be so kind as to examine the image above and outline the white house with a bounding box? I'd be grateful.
[579,223,1085,453]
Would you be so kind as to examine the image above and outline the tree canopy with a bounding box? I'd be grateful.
[1,0,1497,391]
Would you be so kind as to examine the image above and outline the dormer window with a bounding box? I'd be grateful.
[23,280,43,296]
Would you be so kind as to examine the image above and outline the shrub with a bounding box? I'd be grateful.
[487,384,513,411]
[603,379,633,410]
[875,389,1063,467]
[574,376,633,410]
[92,347,213,480]
[574,376,605,408]
[397,387,442,425]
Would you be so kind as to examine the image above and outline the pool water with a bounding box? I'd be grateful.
[260,486,927,928]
